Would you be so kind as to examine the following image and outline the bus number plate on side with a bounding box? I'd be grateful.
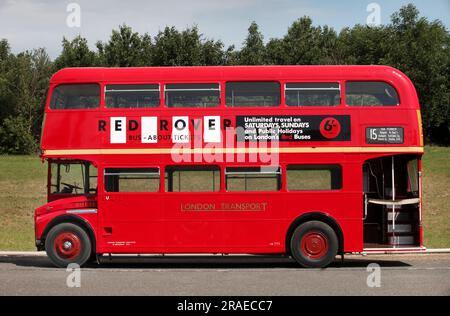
[366,127,404,144]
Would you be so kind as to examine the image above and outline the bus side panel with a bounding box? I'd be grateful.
[282,191,364,253]
[339,219,364,252]
[163,192,285,253]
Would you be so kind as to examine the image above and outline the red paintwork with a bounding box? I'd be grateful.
[300,231,329,259]
[54,232,81,259]
[35,65,424,255]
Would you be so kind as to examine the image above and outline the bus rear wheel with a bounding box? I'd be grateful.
[45,223,92,268]
[290,221,338,268]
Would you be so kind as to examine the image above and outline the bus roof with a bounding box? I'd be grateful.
[50,65,414,88]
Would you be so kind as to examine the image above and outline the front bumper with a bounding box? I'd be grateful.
[35,239,45,251]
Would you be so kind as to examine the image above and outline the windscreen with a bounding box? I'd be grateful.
[50,161,97,195]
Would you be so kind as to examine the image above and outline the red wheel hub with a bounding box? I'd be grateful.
[300,231,329,259]
[54,232,81,259]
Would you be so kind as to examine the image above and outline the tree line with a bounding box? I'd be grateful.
[0,4,449,154]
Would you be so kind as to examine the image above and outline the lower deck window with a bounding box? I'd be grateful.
[226,167,281,191]
[287,165,342,190]
[104,168,160,192]
[165,166,219,192]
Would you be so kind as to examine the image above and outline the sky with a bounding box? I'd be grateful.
[0,0,449,59]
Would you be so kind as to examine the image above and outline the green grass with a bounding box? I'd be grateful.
[422,147,450,248]
[0,156,47,250]
[0,147,449,250]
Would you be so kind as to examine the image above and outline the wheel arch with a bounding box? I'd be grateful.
[285,212,344,256]
[41,215,96,254]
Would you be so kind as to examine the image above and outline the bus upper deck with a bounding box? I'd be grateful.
[40,65,423,159]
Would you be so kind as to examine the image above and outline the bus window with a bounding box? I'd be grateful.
[346,81,399,106]
[285,82,340,106]
[287,165,342,190]
[165,166,220,192]
[50,161,97,194]
[105,84,160,108]
[225,167,281,191]
[104,168,160,192]
[165,83,220,108]
[226,82,280,107]
[88,164,98,194]
[407,158,419,195]
[50,84,100,109]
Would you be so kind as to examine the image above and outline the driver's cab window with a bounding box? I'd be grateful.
[51,161,97,195]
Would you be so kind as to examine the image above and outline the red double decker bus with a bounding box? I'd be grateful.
[35,65,424,268]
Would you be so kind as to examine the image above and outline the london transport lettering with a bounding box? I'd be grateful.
[97,115,350,144]
[180,202,269,212]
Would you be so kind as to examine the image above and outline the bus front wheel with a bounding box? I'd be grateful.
[290,221,338,268]
[45,223,92,268]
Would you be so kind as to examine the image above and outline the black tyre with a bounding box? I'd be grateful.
[45,223,92,268]
[290,221,338,268]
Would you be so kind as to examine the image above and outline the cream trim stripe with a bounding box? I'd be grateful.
[66,209,98,214]
[43,146,424,156]
[417,110,424,147]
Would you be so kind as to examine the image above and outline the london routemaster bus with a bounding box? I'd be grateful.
[35,66,424,268]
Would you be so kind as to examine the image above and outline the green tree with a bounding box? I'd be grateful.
[0,39,9,62]
[0,116,37,154]
[239,22,265,65]
[265,17,339,65]
[337,25,390,65]
[140,33,154,66]
[152,25,227,66]
[0,39,14,121]
[280,16,324,64]
[383,4,450,143]
[0,45,52,151]
[265,38,285,65]
[152,26,184,66]
[200,39,227,65]
[96,25,147,67]
[54,36,98,69]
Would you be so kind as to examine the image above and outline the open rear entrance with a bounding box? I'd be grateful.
[363,155,422,250]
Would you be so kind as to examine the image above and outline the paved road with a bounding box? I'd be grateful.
[0,253,449,295]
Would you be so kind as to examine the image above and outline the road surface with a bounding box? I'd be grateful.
[0,253,449,295]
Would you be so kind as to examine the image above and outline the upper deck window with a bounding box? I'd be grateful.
[105,84,160,108]
[285,83,340,106]
[346,81,399,106]
[165,83,220,108]
[50,84,100,109]
[226,82,280,107]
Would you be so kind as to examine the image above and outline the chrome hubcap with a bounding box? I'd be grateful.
[63,241,72,250]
